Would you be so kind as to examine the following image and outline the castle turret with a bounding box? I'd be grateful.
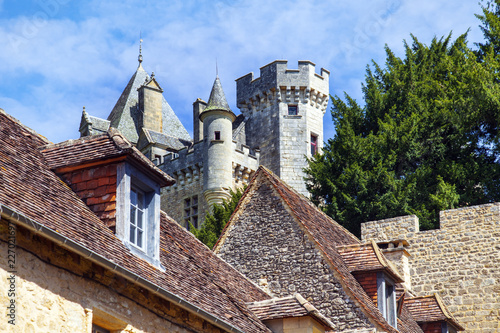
[200,76,236,208]
[236,60,329,196]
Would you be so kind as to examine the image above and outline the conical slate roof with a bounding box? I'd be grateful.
[107,63,191,144]
[204,76,232,112]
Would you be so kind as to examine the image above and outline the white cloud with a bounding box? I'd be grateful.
[0,0,488,143]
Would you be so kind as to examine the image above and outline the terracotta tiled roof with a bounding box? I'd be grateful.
[405,295,464,331]
[40,128,174,186]
[0,110,270,333]
[247,294,334,330]
[216,166,423,333]
[337,241,404,283]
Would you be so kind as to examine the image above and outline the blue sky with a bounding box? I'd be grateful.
[0,0,487,143]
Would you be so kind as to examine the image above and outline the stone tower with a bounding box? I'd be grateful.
[236,60,329,196]
[200,76,236,207]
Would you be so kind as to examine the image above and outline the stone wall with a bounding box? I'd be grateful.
[217,182,374,331]
[0,218,225,333]
[361,203,500,332]
[162,171,207,228]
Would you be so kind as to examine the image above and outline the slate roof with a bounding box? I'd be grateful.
[337,241,404,283]
[215,166,423,333]
[0,109,271,333]
[247,294,334,330]
[204,76,232,113]
[106,63,191,143]
[41,128,174,186]
[79,109,111,135]
[138,128,191,151]
[405,295,464,330]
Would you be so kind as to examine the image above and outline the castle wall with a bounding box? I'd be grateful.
[361,203,500,332]
[159,140,258,226]
[0,219,225,333]
[217,182,374,331]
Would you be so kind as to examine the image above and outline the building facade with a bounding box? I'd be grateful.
[361,204,500,332]
[80,57,329,227]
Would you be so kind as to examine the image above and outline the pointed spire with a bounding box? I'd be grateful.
[204,76,231,112]
[138,33,143,65]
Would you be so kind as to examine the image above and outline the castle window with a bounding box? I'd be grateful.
[377,272,397,328]
[184,195,199,230]
[288,105,298,115]
[214,131,221,140]
[311,134,318,155]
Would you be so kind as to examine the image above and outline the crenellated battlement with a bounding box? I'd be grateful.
[236,60,329,113]
[159,138,260,191]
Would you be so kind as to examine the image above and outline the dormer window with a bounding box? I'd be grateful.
[116,162,163,269]
[377,272,397,328]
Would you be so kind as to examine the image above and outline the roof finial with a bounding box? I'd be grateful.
[138,32,143,64]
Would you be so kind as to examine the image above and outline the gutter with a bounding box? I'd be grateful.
[0,204,243,333]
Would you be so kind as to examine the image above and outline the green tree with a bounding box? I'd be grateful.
[306,32,500,237]
[190,186,246,248]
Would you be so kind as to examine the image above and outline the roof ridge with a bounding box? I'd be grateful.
[0,109,51,145]
[258,166,359,243]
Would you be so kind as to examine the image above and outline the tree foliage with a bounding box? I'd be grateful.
[306,22,500,237]
[190,187,246,248]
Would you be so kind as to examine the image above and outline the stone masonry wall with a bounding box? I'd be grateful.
[0,218,225,333]
[361,203,500,332]
[162,171,207,228]
[217,182,374,331]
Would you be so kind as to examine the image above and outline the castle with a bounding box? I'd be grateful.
[79,51,330,228]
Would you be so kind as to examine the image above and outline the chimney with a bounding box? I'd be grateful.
[193,98,206,142]
[138,74,163,133]
[378,240,412,291]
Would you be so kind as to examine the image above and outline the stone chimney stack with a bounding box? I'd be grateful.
[193,98,207,142]
[138,74,163,133]
[377,240,412,291]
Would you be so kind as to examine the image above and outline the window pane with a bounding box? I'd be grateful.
[137,210,143,229]
[137,230,143,248]
[192,196,198,205]
[386,284,395,326]
[288,105,298,115]
[130,207,136,226]
[184,198,190,208]
[130,225,135,243]
[131,189,137,206]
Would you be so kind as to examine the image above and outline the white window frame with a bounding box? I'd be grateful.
[116,162,164,270]
[377,272,397,328]
[129,187,146,250]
